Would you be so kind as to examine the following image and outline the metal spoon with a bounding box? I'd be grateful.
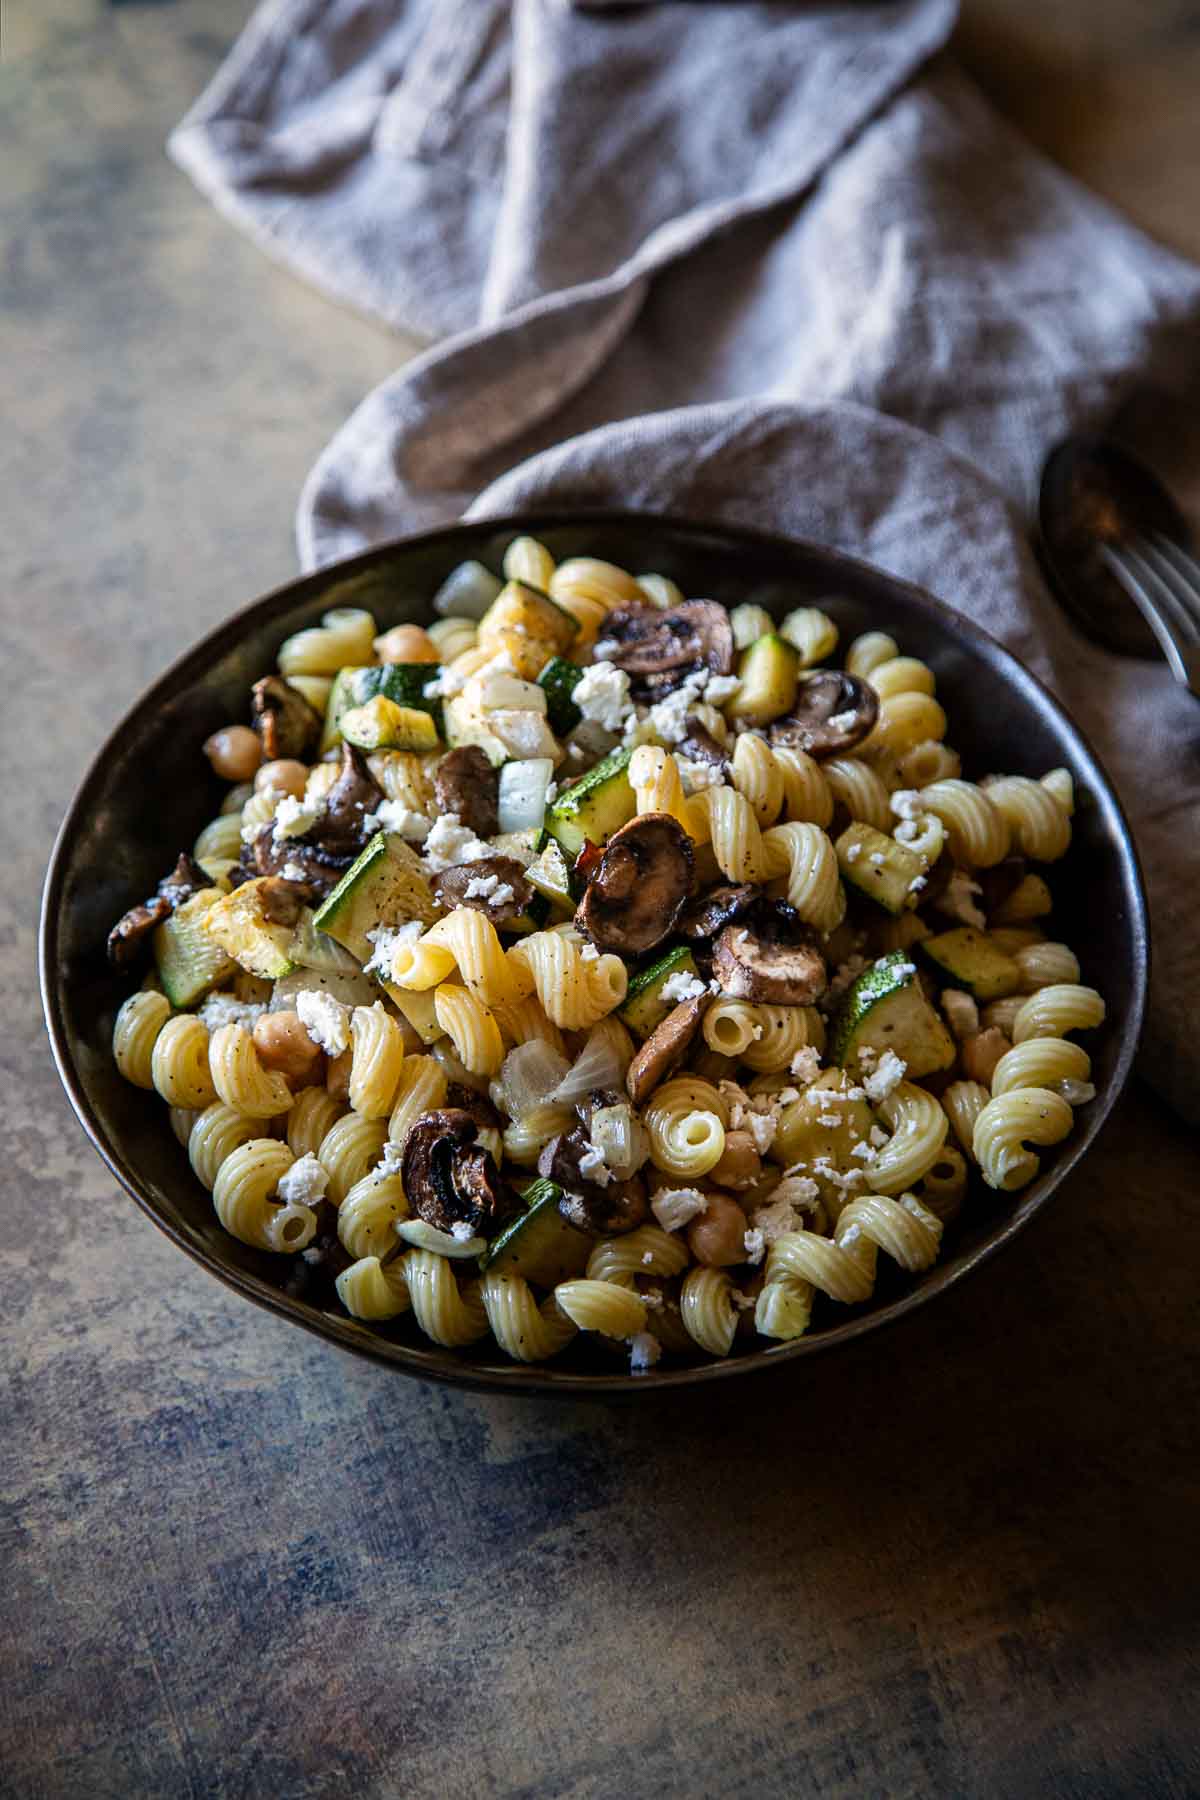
[1038,436,1200,695]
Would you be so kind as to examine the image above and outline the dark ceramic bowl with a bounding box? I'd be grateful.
[40,513,1147,1394]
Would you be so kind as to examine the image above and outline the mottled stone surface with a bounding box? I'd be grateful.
[3,4,1199,1796]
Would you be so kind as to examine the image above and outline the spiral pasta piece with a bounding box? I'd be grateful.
[503,535,556,591]
[491,994,568,1058]
[972,1087,1074,1191]
[425,909,532,1006]
[507,932,627,1030]
[699,786,776,883]
[348,1003,408,1117]
[554,1279,648,1338]
[277,606,376,677]
[846,631,899,679]
[990,873,1053,924]
[866,1081,949,1195]
[404,1250,490,1347]
[644,1077,728,1178]
[318,1112,390,1205]
[915,1144,969,1222]
[387,1054,449,1150]
[213,1138,316,1252]
[433,984,504,1078]
[984,776,1072,862]
[337,1170,408,1259]
[169,1106,199,1148]
[1041,767,1075,815]
[754,1272,814,1342]
[780,607,838,667]
[208,1024,293,1119]
[867,656,936,700]
[336,1254,412,1321]
[502,1103,576,1165]
[287,1087,346,1160]
[941,1081,990,1162]
[919,779,1010,868]
[762,822,846,932]
[990,1038,1091,1099]
[193,812,244,867]
[188,1103,261,1190]
[730,602,775,648]
[480,1272,577,1362]
[366,751,436,813]
[426,617,478,664]
[730,735,834,829]
[679,1267,738,1357]
[586,1225,691,1287]
[636,572,686,610]
[150,1015,218,1111]
[739,1005,824,1074]
[895,740,961,788]
[861,692,948,761]
[113,990,171,1089]
[629,746,698,837]
[1013,942,1081,994]
[1012,985,1105,1043]
[822,757,892,832]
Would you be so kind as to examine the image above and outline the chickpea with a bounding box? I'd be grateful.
[203,725,262,782]
[687,1191,749,1268]
[375,624,439,665]
[255,758,308,799]
[326,1046,353,1102]
[710,1129,762,1192]
[252,1011,323,1088]
[961,1027,1009,1087]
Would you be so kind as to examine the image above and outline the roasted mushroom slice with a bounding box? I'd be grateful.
[247,824,350,897]
[575,813,695,956]
[316,742,386,855]
[250,675,322,761]
[432,856,533,926]
[157,852,212,909]
[538,1128,649,1236]
[678,719,730,776]
[600,600,734,700]
[433,745,500,840]
[445,1082,504,1137]
[711,901,827,1004]
[677,882,760,941]
[769,670,878,757]
[626,997,707,1107]
[401,1109,515,1236]
[106,851,219,968]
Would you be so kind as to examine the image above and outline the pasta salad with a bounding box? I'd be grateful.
[108,538,1105,1369]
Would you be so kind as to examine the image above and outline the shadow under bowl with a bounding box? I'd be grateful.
[40,512,1148,1395]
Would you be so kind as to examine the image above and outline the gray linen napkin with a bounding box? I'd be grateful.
[170,0,1200,1120]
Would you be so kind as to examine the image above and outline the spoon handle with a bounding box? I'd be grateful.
[1098,545,1200,698]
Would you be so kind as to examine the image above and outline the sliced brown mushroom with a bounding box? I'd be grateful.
[314,742,386,856]
[401,1108,515,1236]
[679,719,730,775]
[247,824,351,897]
[626,996,707,1107]
[769,670,878,757]
[575,813,695,956]
[257,876,310,927]
[106,852,220,968]
[711,901,827,1004]
[433,745,499,839]
[251,675,322,761]
[677,882,760,941]
[600,600,734,700]
[538,1127,649,1236]
[445,1082,504,1137]
[431,856,534,926]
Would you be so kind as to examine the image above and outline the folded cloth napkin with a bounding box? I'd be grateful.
[170,0,1200,1120]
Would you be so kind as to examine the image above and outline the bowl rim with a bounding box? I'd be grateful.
[40,508,1149,1396]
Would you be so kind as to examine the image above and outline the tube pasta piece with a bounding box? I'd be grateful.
[679,1267,737,1357]
[990,1038,1091,1099]
[150,1015,218,1111]
[336,1254,412,1321]
[503,535,556,591]
[916,1145,969,1222]
[866,1081,949,1196]
[193,813,244,866]
[867,656,936,700]
[895,739,961,788]
[506,932,627,1031]
[554,1279,648,1338]
[404,1249,490,1346]
[780,607,838,667]
[277,607,376,677]
[480,1271,577,1362]
[941,1081,990,1163]
[337,1170,409,1259]
[644,1077,729,1178]
[919,779,1011,868]
[846,631,899,679]
[318,1111,390,1205]
[762,822,846,932]
[730,603,775,649]
[822,757,892,832]
[549,556,646,611]
[1012,985,1105,1043]
[433,984,504,1078]
[213,1138,316,1252]
[984,776,1072,862]
[972,1087,1074,1191]
[113,990,172,1089]
[421,908,533,1006]
[388,936,458,993]
[209,1023,293,1119]
[287,1087,346,1160]
[702,998,764,1060]
[348,1003,408,1117]
[629,746,698,837]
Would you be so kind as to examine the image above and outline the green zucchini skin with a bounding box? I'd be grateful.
[831,950,955,1078]
[537,656,586,735]
[545,746,637,860]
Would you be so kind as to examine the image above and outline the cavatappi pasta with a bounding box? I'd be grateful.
[106,533,1106,1370]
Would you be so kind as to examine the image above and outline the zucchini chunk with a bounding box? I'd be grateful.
[836,822,926,915]
[918,928,1021,1001]
[477,580,579,680]
[618,944,701,1039]
[537,656,586,735]
[545,745,636,860]
[202,878,296,981]
[480,1179,591,1286]
[153,887,236,1007]
[321,663,443,753]
[312,831,438,962]
[831,949,955,1078]
[725,633,798,727]
[340,696,440,753]
[287,907,363,976]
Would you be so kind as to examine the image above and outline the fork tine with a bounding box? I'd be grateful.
[1145,532,1200,633]
[1117,541,1200,645]
[1099,544,1200,694]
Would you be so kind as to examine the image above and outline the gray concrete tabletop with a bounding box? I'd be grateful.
[4,4,1199,1796]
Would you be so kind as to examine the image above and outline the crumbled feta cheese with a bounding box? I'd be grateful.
[651,1187,709,1232]
[366,799,432,842]
[277,1152,329,1207]
[826,709,859,732]
[940,869,986,930]
[423,663,469,699]
[823,955,868,1010]
[301,1245,326,1265]
[278,861,307,883]
[703,674,741,706]
[579,942,600,962]
[464,873,499,900]
[850,1140,879,1162]
[743,1228,766,1265]
[296,989,352,1057]
[572,661,634,732]
[577,1145,613,1187]
[272,795,319,841]
[364,919,423,979]
[868,851,885,867]
[840,1222,863,1249]
[660,969,707,1005]
[422,812,494,872]
[890,789,924,822]
[198,992,267,1033]
[817,1113,842,1129]
[377,1140,405,1174]
[593,637,619,661]
[751,1177,821,1245]
[641,1250,653,1265]
[629,1331,662,1373]
[677,756,724,796]
[870,1124,888,1148]
[744,1110,777,1154]
[941,988,979,1040]
[845,842,863,863]
[862,1048,907,1103]
[450,1220,475,1242]
[790,1046,822,1085]
[908,874,927,892]
[812,1158,866,1195]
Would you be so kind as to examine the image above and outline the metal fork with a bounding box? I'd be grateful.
[1099,531,1200,697]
